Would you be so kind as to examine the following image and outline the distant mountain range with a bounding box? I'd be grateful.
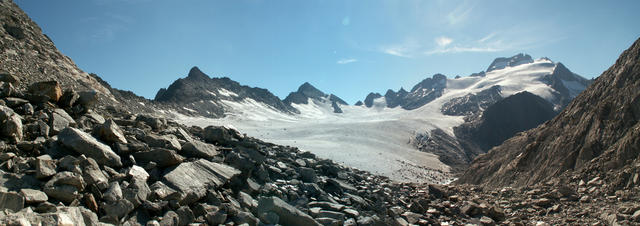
[148,53,592,170]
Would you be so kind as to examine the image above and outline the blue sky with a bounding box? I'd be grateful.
[15,0,640,104]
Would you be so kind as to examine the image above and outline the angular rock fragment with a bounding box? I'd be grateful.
[257,196,321,226]
[57,127,122,167]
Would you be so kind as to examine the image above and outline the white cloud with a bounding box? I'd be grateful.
[337,58,358,64]
[435,36,453,47]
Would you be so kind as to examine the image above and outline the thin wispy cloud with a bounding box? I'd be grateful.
[379,40,421,58]
[85,13,133,43]
[337,58,357,64]
[446,1,474,25]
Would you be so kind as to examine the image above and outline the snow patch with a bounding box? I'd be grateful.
[217,88,238,97]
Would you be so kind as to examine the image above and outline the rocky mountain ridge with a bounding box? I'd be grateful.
[458,37,640,189]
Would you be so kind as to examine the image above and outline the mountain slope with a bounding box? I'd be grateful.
[154,67,298,117]
[458,37,640,188]
[0,0,115,104]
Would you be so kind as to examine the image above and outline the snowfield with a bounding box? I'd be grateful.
[174,58,579,183]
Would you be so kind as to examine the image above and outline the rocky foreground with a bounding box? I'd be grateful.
[0,74,639,225]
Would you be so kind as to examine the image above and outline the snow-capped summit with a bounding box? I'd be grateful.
[486,53,534,72]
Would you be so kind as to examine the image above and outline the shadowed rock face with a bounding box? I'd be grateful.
[458,37,640,188]
[456,91,557,152]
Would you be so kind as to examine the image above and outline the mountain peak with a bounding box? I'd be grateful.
[187,66,209,80]
[486,53,534,72]
[296,82,325,98]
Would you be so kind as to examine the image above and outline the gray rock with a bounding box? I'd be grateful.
[308,201,345,212]
[43,171,85,203]
[59,89,80,108]
[257,196,321,226]
[104,182,123,203]
[203,125,244,145]
[20,189,48,204]
[160,210,180,226]
[258,211,280,225]
[132,148,184,167]
[299,167,317,183]
[234,211,259,226]
[35,159,56,179]
[149,181,177,201]
[0,105,23,142]
[96,119,127,144]
[79,157,109,190]
[176,206,195,226]
[162,159,240,205]
[122,178,151,207]
[4,97,28,108]
[135,114,166,130]
[50,108,75,134]
[144,134,181,151]
[238,191,258,209]
[317,210,345,220]
[181,140,218,158]
[57,127,122,168]
[0,191,24,212]
[206,211,227,225]
[128,165,149,182]
[103,199,135,220]
[316,217,342,226]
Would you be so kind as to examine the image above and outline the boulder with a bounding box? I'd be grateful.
[57,128,122,168]
[132,148,184,167]
[135,115,166,130]
[28,81,62,102]
[0,191,24,212]
[162,159,240,204]
[203,126,244,145]
[299,167,317,183]
[0,105,23,142]
[257,196,321,226]
[96,119,127,144]
[181,140,218,158]
[20,188,48,204]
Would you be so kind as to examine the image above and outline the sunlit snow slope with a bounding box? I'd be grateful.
[174,58,587,183]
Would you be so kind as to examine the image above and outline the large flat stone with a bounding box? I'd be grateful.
[162,159,240,201]
[0,191,24,212]
[257,196,320,226]
[57,127,122,168]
